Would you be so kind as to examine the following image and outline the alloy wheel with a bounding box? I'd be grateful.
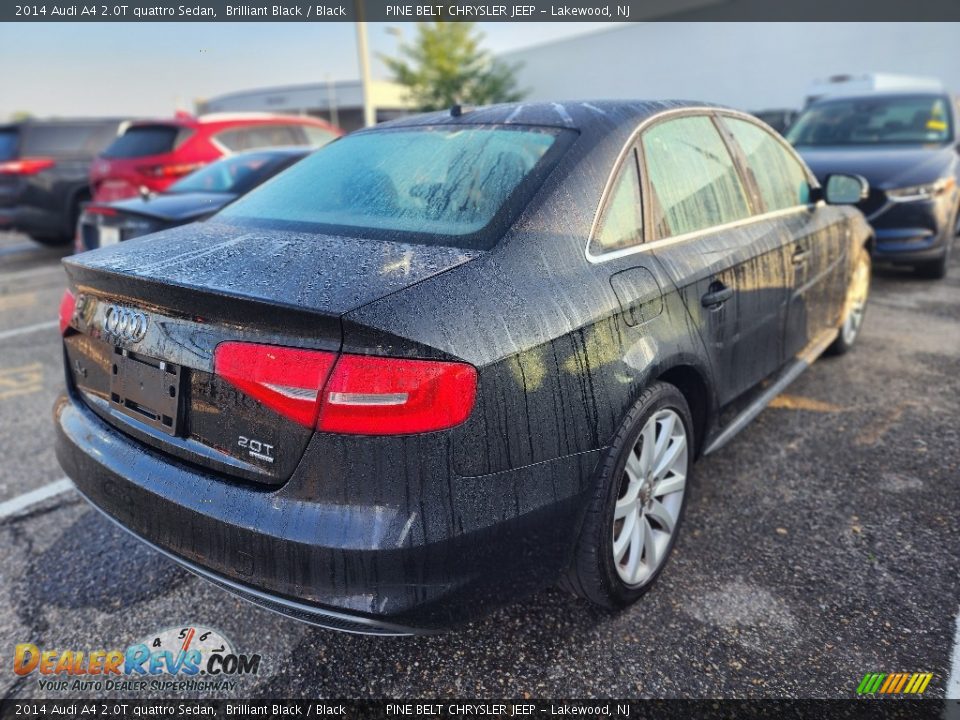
[612,408,688,587]
[842,252,871,346]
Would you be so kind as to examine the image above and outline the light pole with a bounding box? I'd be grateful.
[354,0,375,128]
[325,74,340,129]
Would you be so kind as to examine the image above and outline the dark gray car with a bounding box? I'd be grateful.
[0,118,126,245]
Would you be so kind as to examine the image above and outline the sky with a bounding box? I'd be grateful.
[0,22,618,120]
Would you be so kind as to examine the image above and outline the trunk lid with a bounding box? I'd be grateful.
[63,221,481,484]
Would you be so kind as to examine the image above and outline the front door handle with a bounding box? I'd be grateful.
[792,247,811,265]
[701,284,734,308]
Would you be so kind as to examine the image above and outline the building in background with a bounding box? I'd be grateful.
[200,23,958,129]
[501,23,960,114]
[198,80,414,132]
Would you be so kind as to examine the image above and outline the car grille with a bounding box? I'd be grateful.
[857,189,888,218]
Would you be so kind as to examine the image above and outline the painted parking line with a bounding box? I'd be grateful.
[0,477,74,520]
[948,610,960,699]
[0,263,65,286]
[0,362,43,401]
[769,394,846,413]
[0,291,37,312]
[0,242,42,259]
[0,319,58,342]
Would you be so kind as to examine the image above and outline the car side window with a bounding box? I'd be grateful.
[303,125,337,148]
[216,126,299,152]
[245,125,302,148]
[641,115,751,239]
[590,151,643,255]
[214,128,247,152]
[722,117,811,212]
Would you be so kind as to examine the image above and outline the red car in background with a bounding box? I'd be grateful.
[90,112,341,202]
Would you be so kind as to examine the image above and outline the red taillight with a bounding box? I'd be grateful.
[84,206,117,217]
[59,290,76,335]
[214,342,478,435]
[214,342,338,428]
[318,354,477,435]
[139,162,204,178]
[0,157,55,175]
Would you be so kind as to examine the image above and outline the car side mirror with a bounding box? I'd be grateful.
[823,173,869,205]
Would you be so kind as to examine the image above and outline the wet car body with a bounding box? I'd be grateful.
[790,92,960,277]
[55,101,872,633]
[76,147,310,251]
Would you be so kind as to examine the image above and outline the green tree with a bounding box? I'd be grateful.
[381,22,525,112]
[9,111,33,122]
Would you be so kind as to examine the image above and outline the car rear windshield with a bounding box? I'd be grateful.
[168,151,289,194]
[101,124,182,158]
[19,123,118,156]
[219,125,571,249]
[0,129,17,161]
[787,95,953,146]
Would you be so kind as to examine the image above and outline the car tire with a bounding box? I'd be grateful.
[829,245,871,356]
[562,381,693,610]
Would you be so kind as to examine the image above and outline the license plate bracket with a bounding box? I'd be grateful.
[109,348,183,436]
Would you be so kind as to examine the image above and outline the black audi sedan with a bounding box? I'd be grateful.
[55,101,872,634]
[76,147,310,251]
[787,92,960,279]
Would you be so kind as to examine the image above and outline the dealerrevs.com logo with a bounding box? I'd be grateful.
[13,626,262,693]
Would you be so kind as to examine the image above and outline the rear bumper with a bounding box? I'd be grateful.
[54,391,597,632]
[0,203,65,237]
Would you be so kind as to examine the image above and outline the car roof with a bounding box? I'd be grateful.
[126,113,334,129]
[371,100,724,135]
[225,146,312,159]
[808,90,952,105]
[0,118,126,129]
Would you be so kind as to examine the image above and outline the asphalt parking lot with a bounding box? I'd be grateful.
[0,229,957,700]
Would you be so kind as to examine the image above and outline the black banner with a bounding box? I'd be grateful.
[1,700,959,720]
[2,0,960,22]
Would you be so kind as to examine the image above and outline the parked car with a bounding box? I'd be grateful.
[55,101,872,634]
[751,108,798,134]
[89,112,340,203]
[787,92,960,278]
[77,147,311,252]
[804,73,944,107]
[0,118,125,245]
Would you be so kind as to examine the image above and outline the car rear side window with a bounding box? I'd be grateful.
[590,151,643,255]
[722,117,811,212]
[303,125,336,147]
[642,115,751,239]
[220,125,570,250]
[101,125,182,158]
[216,125,301,151]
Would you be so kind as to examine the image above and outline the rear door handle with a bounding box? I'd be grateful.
[701,284,734,308]
[792,247,811,265]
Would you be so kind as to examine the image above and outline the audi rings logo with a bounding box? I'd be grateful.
[103,305,148,343]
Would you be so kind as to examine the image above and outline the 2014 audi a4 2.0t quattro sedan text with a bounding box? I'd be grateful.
[55,101,873,634]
